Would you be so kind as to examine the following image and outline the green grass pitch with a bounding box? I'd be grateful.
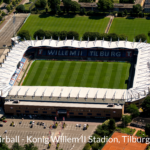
[23,60,130,89]
[21,15,109,38]
[109,18,150,42]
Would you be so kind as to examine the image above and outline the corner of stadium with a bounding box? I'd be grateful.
[0,37,149,119]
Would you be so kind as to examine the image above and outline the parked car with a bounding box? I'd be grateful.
[31,124,33,128]
[44,125,46,129]
[0,124,3,127]
[40,122,42,125]
[4,130,7,133]
[37,122,39,125]
[19,121,22,124]
[3,120,7,123]
[30,121,32,124]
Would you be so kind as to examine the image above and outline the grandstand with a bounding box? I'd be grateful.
[1,38,150,118]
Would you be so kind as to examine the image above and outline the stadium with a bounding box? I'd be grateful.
[0,38,150,119]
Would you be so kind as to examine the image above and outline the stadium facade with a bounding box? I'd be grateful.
[1,38,150,118]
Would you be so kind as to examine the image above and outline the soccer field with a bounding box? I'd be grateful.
[21,15,109,38]
[109,18,150,42]
[23,61,130,89]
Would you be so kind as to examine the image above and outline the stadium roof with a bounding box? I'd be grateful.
[0,38,150,103]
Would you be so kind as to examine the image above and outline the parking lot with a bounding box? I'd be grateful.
[0,119,97,150]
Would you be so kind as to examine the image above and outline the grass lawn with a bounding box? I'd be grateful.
[116,127,136,135]
[136,130,147,138]
[109,18,150,42]
[20,15,109,38]
[23,60,130,89]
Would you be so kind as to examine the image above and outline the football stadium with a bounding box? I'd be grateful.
[0,38,150,119]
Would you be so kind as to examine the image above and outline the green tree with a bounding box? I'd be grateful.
[107,33,118,41]
[24,143,38,150]
[6,5,10,12]
[70,1,80,13]
[18,30,31,40]
[97,0,113,11]
[108,119,116,131]
[0,137,10,150]
[60,31,68,40]
[45,30,53,39]
[12,142,24,150]
[10,5,13,10]
[63,0,71,13]
[52,31,60,40]
[83,143,91,150]
[48,0,60,13]
[124,9,128,16]
[16,4,25,12]
[34,29,45,40]
[135,33,147,42]
[133,4,142,14]
[1,11,6,16]
[127,104,140,118]
[145,123,150,136]
[148,31,150,40]
[67,31,79,40]
[35,0,47,8]
[122,115,131,126]
[0,16,2,21]
[12,1,16,6]
[118,34,127,40]
[142,96,150,116]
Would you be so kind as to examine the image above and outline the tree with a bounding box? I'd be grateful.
[0,137,10,150]
[145,123,150,136]
[83,32,100,41]
[0,16,2,21]
[124,9,128,16]
[18,30,31,40]
[70,1,80,13]
[34,29,45,40]
[12,1,16,6]
[107,33,118,41]
[135,34,147,42]
[83,143,91,150]
[133,4,142,14]
[122,115,131,126]
[35,0,47,8]
[45,30,53,39]
[1,11,6,16]
[108,119,116,131]
[63,0,71,13]
[67,31,79,40]
[148,31,150,41]
[118,34,127,40]
[6,6,10,12]
[16,4,25,12]
[48,0,60,13]
[127,104,140,118]
[24,143,38,150]
[10,5,13,10]
[142,96,150,116]
[60,31,68,40]
[52,31,60,40]
[12,142,24,150]
[97,0,113,11]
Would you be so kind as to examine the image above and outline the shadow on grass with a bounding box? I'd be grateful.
[126,17,135,20]
[88,16,105,19]
[146,17,150,20]
[39,14,76,18]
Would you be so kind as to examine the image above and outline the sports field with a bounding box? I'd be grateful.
[23,61,130,89]
[109,18,150,42]
[21,15,109,38]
